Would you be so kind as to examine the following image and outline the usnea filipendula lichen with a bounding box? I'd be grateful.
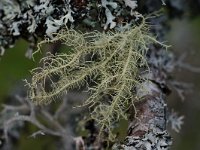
[25,19,167,140]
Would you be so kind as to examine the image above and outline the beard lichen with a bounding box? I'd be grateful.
[25,20,167,141]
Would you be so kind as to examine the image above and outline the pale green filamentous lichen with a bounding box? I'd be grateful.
[25,19,167,141]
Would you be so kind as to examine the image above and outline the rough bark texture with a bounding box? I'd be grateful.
[119,82,172,149]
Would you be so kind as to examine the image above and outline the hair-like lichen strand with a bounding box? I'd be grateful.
[26,20,168,140]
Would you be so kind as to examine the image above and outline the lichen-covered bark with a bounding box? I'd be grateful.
[114,81,172,149]
[0,0,139,56]
[109,42,177,149]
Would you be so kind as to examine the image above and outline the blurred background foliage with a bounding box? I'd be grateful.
[0,40,40,101]
[168,17,200,150]
[0,40,53,150]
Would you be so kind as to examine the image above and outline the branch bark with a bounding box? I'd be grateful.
[117,81,172,149]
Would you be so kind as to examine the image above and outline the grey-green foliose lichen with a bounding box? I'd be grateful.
[0,0,139,56]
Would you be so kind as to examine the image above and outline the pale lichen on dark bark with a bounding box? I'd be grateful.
[0,0,187,150]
